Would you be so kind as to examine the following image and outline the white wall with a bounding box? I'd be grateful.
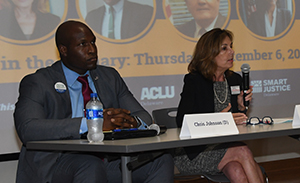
[0,161,17,183]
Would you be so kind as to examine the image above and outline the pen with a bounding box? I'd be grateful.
[113,128,138,132]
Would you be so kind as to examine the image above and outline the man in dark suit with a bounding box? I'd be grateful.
[85,0,153,39]
[176,0,227,38]
[14,20,173,183]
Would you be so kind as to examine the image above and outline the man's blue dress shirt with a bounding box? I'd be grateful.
[61,62,147,134]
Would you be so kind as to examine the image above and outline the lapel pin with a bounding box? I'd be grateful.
[54,82,67,93]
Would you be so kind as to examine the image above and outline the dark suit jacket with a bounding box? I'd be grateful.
[248,8,291,37]
[176,13,226,37]
[0,9,60,40]
[14,61,152,182]
[85,0,153,39]
[176,71,244,160]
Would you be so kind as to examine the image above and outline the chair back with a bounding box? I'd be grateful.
[152,107,178,129]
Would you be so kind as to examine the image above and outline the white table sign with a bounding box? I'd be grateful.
[292,105,300,127]
[179,112,239,139]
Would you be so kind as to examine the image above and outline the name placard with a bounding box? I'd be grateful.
[292,105,300,127]
[179,112,239,139]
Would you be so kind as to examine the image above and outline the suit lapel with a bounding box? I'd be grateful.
[90,69,107,108]
[49,61,72,115]
[214,13,226,28]
[98,6,105,35]
[120,0,131,39]
[275,8,284,35]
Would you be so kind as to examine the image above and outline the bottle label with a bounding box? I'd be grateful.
[86,109,103,119]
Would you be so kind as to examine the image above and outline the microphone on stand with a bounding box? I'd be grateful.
[241,63,250,110]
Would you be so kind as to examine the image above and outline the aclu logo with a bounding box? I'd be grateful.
[141,86,175,100]
[251,78,291,94]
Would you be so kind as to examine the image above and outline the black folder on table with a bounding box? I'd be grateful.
[81,126,166,140]
[104,125,167,140]
[103,129,158,140]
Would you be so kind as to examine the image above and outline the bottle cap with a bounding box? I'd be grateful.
[90,93,97,98]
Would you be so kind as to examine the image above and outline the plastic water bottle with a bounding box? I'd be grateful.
[86,93,104,143]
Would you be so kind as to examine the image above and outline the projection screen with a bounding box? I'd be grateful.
[0,0,299,154]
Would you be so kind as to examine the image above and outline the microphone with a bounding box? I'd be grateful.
[241,63,250,109]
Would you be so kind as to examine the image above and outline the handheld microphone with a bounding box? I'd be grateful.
[241,63,250,109]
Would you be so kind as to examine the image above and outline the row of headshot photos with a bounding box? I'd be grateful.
[0,0,294,42]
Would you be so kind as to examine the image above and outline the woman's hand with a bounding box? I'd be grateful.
[221,103,247,125]
[237,86,253,111]
[232,113,248,125]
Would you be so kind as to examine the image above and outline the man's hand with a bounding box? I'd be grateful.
[102,108,138,131]
[221,103,247,125]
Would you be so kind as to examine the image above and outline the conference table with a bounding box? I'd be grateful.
[27,119,300,183]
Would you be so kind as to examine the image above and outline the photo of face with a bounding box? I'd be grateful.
[238,0,293,38]
[185,0,221,28]
[83,0,154,40]
[266,0,278,6]
[103,0,120,6]
[166,0,228,39]
[11,0,34,8]
[0,0,65,42]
